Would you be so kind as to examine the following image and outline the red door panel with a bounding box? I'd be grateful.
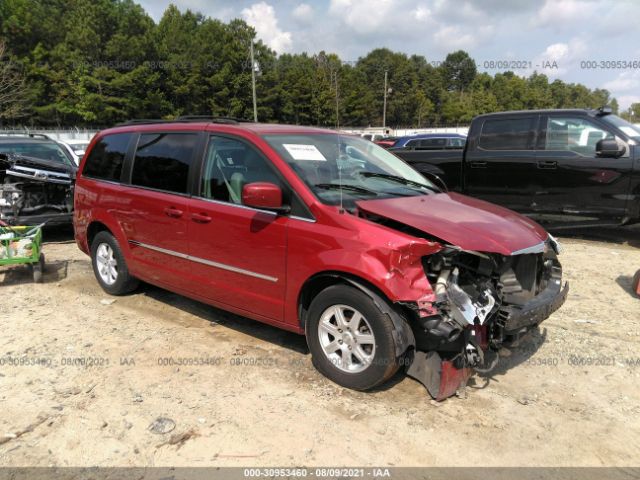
[187,197,287,321]
[114,186,193,290]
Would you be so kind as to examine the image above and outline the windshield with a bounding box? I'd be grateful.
[264,133,437,208]
[600,114,640,141]
[0,141,75,166]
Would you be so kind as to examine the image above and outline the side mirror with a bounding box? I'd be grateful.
[426,173,448,192]
[242,182,289,213]
[596,138,624,158]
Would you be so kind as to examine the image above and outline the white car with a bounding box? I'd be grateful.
[57,139,90,166]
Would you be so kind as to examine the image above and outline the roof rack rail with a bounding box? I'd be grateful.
[28,133,52,139]
[115,119,171,126]
[0,131,51,140]
[116,116,253,127]
[175,115,253,124]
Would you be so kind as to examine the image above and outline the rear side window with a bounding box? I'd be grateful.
[420,138,447,149]
[479,117,535,150]
[131,133,197,194]
[82,133,131,182]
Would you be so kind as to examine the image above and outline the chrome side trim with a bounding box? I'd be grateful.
[290,215,316,223]
[129,240,278,282]
[511,240,547,256]
[194,196,278,216]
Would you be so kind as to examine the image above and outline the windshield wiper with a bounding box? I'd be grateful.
[358,172,440,192]
[314,183,378,196]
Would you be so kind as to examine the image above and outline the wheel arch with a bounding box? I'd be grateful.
[87,221,112,248]
[298,271,415,358]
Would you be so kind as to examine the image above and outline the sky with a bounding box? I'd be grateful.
[138,0,640,109]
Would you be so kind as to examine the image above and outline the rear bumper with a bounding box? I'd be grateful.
[501,280,569,334]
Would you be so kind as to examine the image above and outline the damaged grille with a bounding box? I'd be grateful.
[7,164,72,184]
[421,242,563,346]
[0,153,75,224]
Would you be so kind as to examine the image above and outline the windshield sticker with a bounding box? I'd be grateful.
[283,144,327,161]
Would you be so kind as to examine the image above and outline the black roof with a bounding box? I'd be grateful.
[474,107,611,119]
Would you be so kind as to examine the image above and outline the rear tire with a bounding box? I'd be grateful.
[91,231,138,295]
[305,284,400,391]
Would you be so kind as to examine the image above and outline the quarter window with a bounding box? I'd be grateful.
[131,133,197,194]
[82,133,131,182]
[479,117,535,150]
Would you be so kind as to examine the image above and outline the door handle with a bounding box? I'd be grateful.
[191,212,212,224]
[164,207,183,218]
[537,160,558,170]
[469,161,487,168]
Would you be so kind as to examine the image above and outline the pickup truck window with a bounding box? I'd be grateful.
[601,114,640,141]
[479,117,535,150]
[544,117,613,156]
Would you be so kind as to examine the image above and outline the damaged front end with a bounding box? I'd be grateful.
[0,153,75,225]
[405,239,568,400]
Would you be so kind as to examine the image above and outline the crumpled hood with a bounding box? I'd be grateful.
[356,192,549,255]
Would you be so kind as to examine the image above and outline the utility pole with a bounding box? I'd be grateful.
[334,71,340,129]
[382,70,388,128]
[250,40,258,122]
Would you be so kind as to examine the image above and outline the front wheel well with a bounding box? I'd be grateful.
[298,272,416,357]
[298,272,383,329]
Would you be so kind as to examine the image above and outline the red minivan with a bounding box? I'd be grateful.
[74,118,568,400]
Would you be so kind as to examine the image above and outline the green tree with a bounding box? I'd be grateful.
[439,50,477,93]
[0,1,622,127]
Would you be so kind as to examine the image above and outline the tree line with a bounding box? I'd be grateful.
[0,0,637,128]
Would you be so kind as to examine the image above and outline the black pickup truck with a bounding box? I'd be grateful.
[391,108,640,227]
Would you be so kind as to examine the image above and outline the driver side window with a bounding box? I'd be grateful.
[544,117,616,157]
[201,136,282,204]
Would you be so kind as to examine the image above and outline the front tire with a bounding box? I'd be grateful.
[305,284,400,391]
[91,231,139,295]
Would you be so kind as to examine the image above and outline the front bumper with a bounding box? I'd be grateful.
[501,279,569,334]
[0,211,72,226]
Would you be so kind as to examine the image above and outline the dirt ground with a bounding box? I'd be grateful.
[0,227,639,467]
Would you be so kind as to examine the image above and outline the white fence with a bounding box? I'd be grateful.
[2,125,475,141]
[340,126,470,137]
